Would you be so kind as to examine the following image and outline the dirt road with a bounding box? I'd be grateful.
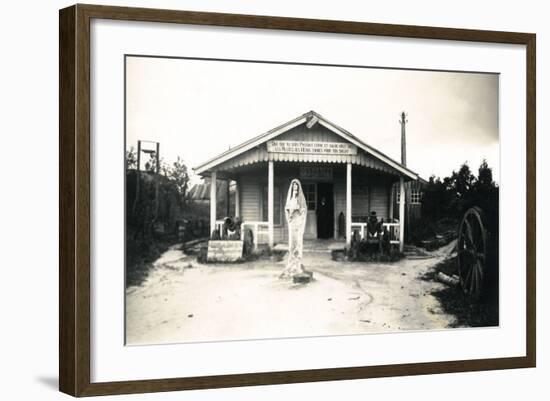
[126,245,456,345]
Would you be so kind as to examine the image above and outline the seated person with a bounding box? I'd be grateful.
[222,216,242,240]
[367,211,384,237]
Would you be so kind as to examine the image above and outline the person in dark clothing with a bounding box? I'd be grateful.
[317,196,332,238]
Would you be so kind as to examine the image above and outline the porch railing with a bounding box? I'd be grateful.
[214,219,400,249]
[383,222,400,245]
[350,220,400,245]
[242,221,270,249]
[214,219,269,250]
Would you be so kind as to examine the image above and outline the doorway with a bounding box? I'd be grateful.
[316,183,334,239]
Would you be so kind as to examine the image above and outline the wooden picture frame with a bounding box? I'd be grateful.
[59,3,536,397]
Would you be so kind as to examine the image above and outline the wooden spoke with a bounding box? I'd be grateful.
[458,248,485,261]
[464,264,474,290]
[474,261,482,295]
[463,219,475,249]
[457,207,488,298]
[470,265,477,294]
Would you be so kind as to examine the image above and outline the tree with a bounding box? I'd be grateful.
[477,159,494,189]
[126,147,137,170]
[450,163,475,198]
[166,156,189,205]
[473,159,498,229]
[421,160,498,222]
[422,175,449,221]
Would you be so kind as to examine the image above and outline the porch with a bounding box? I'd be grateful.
[211,160,406,251]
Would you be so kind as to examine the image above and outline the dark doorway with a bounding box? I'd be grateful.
[316,183,334,239]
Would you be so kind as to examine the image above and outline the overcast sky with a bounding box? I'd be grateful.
[126,56,499,183]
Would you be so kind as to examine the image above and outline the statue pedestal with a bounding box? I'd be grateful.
[292,270,313,284]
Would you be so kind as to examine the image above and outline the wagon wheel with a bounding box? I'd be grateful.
[457,207,488,298]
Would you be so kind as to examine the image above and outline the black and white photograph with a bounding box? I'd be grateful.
[1,0,545,398]
[124,55,499,346]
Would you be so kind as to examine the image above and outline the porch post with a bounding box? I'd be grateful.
[210,171,217,235]
[346,162,352,248]
[226,179,231,216]
[389,183,395,220]
[399,177,405,252]
[235,179,240,218]
[268,161,274,248]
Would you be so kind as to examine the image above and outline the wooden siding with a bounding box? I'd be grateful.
[349,172,391,222]
[240,176,261,223]
[261,186,282,225]
[391,180,425,240]
[277,123,347,143]
[370,184,390,220]
[327,168,393,239]
[351,173,369,218]
[352,188,369,216]
[239,173,286,244]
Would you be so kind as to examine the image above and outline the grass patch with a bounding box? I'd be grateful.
[421,256,499,328]
[126,235,179,287]
[340,242,405,263]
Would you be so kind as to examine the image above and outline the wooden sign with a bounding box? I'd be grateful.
[300,166,333,180]
[207,240,244,262]
[267,140,357,155]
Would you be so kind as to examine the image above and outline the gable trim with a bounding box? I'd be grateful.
[194,111,418,180]
[316,119,417,180]
[194,115,307,175]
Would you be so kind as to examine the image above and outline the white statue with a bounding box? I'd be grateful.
[280,179,308,278]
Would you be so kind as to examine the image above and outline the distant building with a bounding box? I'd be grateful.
[188,180,228,205]
[188,180,235,213]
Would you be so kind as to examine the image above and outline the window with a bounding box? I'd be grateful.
[410,188,422,204]
[395,187,422,204]
[262,186,281,225]
[301,183,316,211]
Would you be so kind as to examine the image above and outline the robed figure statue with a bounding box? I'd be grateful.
[280,179,308,278]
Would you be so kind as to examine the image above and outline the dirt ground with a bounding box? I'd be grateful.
[125,243,457,345]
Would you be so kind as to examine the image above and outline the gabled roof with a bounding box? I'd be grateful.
[194,111,419,180]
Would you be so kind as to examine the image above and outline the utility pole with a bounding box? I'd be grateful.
[400,111,408,166]
[132,140,160,224]
[226,179,231,217]
[399,112,409,244]
[132,140,142,215]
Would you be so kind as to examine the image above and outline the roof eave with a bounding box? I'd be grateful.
[193,110,420,180]
[193,113,309,175]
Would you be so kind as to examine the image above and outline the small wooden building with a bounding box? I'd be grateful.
[194,111,422,251]
[391,178,428,240]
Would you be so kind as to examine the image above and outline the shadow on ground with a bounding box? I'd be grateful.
[35,376,58,391]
